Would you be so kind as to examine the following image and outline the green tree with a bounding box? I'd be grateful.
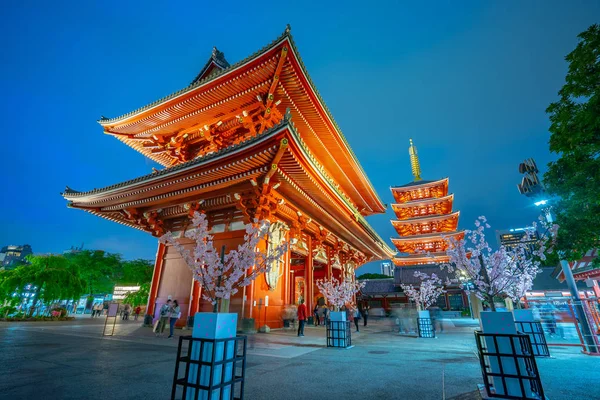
[544,24,600,264]
[121,259,154,285]
[122,282,150,307]
[0,255,87,314]
[357,273,393,280]
[67,250,122,295]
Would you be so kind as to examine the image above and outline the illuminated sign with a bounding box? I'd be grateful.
[112,285,141,300]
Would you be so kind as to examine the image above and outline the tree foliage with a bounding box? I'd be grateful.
[66,250,122,295]
[122,282,150,307]
[545,24,600,262]
[121,259,154,285]
[0,255,87,306]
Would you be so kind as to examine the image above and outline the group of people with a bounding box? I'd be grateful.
[312,305,330,326]
[295,300,369,337]
[120,304,142,320]
[91,303,105,317]
[154,299,181,338]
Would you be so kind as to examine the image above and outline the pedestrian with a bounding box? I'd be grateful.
[134,305,141,321]
[123,304,131,320]
[322,306,329,327]
[354,308,360,332]
[155,300,171,337]
[103,302,108,316]
[430,306,444,333]
[313,305,320,326]
[297,299,307,337]
[168,300,181,339]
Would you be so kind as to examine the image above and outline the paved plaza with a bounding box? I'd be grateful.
[0,317,597,400]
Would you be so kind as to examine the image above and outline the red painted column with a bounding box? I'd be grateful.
[189,280,201,316]
[306,236,313,313]
[147,241,166,317]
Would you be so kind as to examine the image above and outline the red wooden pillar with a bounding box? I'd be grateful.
[305,236,313,313]
[147,241,166,317]
[189,280,201,316]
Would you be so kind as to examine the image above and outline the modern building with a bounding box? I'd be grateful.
[380,261,393,277]
[0,244,33,269]
[62,26,396,329]
[496,227,539,254]
[387,139,468,310]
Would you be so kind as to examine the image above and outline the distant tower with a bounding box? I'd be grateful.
[390,140,464,268]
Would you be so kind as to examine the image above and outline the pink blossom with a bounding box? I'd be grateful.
[400,272,445,310]
[316,277,365,310]
[441,216,557,305]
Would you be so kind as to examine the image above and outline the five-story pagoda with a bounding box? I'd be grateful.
[390,140,466,309]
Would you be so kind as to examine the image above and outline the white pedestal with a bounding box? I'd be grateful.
[329,311,350,348]
[513,309,535,322]
[187,312,238,400]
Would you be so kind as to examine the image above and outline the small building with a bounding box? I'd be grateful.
[0,244,33,269]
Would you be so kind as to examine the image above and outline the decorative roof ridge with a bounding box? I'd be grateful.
[63,116,292,199]
[391,177,449,190]
[391,194,454,207]
[284,31,386,211]
[190,47,231,85]
[284,118,394,257]
[393,251,449,258]
[98,25,292,125]
[391,210,460,224]
[391,230,465,241]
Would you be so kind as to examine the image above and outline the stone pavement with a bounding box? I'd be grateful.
[0,316,598,400]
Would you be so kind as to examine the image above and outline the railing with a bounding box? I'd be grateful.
[474,331,545,400]
[515,321,550,357]
[171,335,247,400]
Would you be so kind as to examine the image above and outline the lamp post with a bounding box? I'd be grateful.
[459,273,475,319]
[517,158,598,354]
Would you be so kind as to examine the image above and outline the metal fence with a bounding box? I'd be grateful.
[475,331,545,400]
[515,321,550,357]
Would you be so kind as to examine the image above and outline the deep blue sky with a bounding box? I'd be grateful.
[1,2,598,268]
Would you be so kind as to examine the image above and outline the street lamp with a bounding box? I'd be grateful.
[518,158,598,354]
[459,272,475,319]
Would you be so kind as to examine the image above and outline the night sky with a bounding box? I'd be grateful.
[1,1,598,270]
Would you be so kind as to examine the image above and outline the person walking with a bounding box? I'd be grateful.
[353,308,360,332]
[168,300,180,339]
[362,305,369,327]
[134,306,141,321]
[155,300,171,337]
[323,306,329,328]
[123,304,131,320]
[297,299,307,337]
[313,305,320,326]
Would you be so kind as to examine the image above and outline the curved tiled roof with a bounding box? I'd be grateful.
[64,114,292,199]
[96,25,386,213]
[391,177,449,190]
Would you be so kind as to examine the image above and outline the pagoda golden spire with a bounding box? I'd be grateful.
[409,138,422,181]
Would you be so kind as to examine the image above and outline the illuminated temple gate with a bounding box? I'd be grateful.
[62,26,395,328]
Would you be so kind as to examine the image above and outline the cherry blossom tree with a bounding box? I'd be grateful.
[160,212,288,312]
[316,277,365,311]
[400,272,445,311]
[442,216,557,311]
